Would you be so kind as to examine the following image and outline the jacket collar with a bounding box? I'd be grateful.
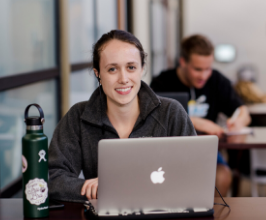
[80,81,161,127]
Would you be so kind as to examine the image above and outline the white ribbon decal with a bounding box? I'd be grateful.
[38,150,47,162]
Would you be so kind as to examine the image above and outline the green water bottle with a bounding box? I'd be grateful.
[22,104,49,218]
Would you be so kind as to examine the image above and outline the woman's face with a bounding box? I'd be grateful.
[96,39,144,107]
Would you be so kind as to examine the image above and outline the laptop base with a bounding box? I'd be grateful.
[84,201,214,219]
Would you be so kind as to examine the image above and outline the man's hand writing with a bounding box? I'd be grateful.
[190,117,224,138]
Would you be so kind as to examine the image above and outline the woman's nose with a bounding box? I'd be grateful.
[118,69,129,84]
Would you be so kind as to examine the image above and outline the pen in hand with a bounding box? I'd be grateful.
[227,108,240,130]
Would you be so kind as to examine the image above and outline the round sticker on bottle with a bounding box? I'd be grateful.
[22,155,28,173]
[25,178,48,205]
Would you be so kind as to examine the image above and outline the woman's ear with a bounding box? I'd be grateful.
[141,68,144,78]
[140,64,145,78]
[93,68,101,83]
[93,68,99,78]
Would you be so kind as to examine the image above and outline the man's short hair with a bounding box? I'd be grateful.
[181,34,214,62]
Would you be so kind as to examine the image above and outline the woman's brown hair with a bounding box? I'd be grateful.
[92,30,147,75]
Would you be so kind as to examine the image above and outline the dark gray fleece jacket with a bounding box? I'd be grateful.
[48,81,196,202]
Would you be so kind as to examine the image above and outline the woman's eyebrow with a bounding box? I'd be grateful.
[105,62,138,68]
[104,63,118,68]
[127,62,137,65]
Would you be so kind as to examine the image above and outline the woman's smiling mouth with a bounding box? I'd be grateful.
[115,86,133,95]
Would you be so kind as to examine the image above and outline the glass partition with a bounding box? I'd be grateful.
[68,0,94,63]
[96,0,117,39]
[0,0,56,76]
[70,69,97,107]
[0,79,57,190]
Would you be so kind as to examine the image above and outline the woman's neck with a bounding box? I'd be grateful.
[106,96,140,138]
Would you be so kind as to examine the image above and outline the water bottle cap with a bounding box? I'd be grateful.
[24,104,45,126]
[25,116,43,126]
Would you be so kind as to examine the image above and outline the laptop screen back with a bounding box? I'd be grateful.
[97,136,218,215]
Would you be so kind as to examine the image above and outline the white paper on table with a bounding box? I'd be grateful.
[224,127,253,136]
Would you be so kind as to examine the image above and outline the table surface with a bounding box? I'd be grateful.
[1,198,266,220]
[247,103,266,115]
[219,127,266,149]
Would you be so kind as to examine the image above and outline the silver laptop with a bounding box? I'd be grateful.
[90,135,218,217]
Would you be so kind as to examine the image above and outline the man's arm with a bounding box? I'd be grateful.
[226,105,251,131]
[190,116,224,138]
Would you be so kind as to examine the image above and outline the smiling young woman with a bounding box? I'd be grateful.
[94,39,143,139]
[48,30,196,202]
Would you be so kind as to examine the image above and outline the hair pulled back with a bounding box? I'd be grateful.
[92,30,147,74]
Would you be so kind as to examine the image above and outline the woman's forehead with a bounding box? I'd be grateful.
[100,40,141,64]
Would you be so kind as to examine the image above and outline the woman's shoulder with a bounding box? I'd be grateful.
[65,101,88,119]
[70,101,88,110]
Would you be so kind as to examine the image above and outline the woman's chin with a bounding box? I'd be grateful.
[115,96,138,107]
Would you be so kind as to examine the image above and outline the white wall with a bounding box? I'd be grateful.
[132,0,151,84]
[183,0,266,90]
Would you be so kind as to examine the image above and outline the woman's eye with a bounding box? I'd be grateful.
[128,66,136,70]
[108,67,116,72]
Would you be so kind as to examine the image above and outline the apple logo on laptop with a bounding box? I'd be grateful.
[150,167,165,184]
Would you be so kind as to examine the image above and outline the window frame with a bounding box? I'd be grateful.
[0,0,126,198]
